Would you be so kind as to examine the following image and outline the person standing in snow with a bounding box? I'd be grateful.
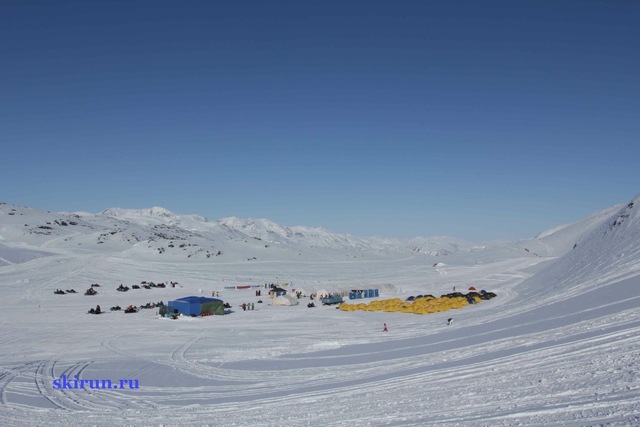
[383,323,388,332]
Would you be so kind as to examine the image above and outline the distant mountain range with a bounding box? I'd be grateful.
[0,198,634,266]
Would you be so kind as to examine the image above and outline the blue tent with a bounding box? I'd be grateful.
[168,296,224,316]
[349,289,379,299]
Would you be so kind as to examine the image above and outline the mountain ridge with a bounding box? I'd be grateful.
[0,198,633,264]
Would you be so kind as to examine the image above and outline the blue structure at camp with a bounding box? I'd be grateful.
[269,287,287,297]
[349,289,379,299]
[168,296,224,316]
[321,295,344,305]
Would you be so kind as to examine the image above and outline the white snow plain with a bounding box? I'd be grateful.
[0,198,638,426]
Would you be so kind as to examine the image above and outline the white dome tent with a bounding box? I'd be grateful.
[271,295,299,306]
[314,289,330,299]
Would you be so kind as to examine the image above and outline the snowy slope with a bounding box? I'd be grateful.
[521,196,640,300]
[406,235,479,256]
[535,203,624,255]
[0,243,52,267]
[0,197,639,426]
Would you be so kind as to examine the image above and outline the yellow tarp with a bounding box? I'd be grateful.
[338,295,477,315]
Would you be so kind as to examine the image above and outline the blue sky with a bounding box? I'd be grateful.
[2,0,639,240]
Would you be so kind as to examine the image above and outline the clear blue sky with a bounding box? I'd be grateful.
[2,0,639,240]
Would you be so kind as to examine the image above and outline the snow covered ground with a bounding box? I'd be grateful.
[0,198,638,426]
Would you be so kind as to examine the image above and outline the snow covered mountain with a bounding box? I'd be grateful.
[523,197,640,298]
[0,203,480,262]
[534,203,624,255]
[406,235,480,256]
[0,199,633,265]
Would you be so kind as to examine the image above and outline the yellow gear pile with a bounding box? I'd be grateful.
[338,295,482,314]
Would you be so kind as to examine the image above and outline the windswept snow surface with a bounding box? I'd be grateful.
[0,198,639,426]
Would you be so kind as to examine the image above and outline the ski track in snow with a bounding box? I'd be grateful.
[1,213,640,425]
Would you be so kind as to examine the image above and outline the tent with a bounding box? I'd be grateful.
[168,296,225,316]
[468,286,477,291]
[292,288,308,297]
[271,295,299,306]
[315,289,330,299]
[268,287,287,298]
